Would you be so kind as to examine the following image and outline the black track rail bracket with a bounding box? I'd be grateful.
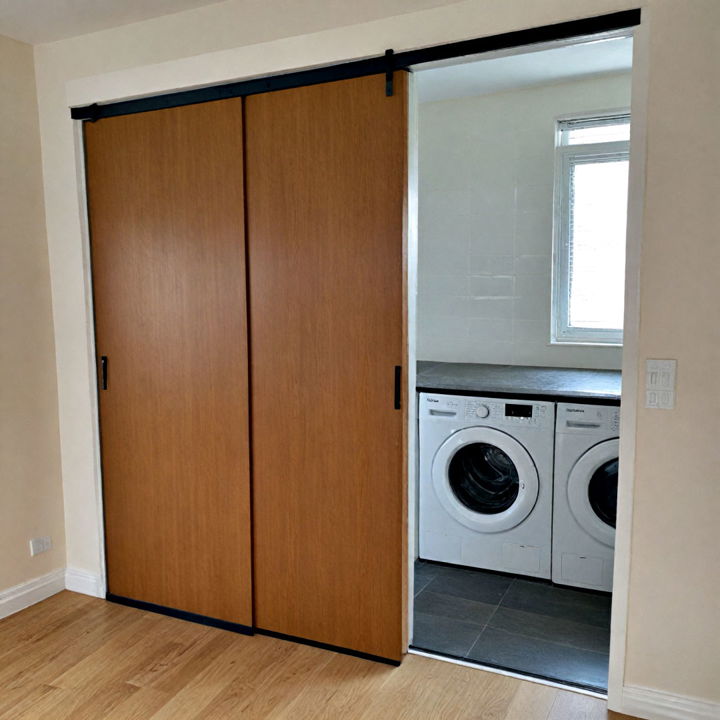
[385,49,395,96]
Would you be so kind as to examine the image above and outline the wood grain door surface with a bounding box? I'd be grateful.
[85,99,253,626]
[245,73,407,661]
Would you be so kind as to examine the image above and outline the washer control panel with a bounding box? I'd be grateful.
[420,393,554,429]
[556,403,620,435]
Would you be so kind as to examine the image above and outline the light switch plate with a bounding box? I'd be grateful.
[645,359,676,409]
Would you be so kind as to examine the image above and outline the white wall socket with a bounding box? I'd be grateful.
[29,536,52,556]
[645,359,677,410]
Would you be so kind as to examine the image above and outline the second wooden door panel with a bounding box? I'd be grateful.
[245,73,407,661]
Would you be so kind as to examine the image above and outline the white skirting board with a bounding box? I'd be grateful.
[618,685,720,720]
[65,568,105,597]
[0,567,105,621]
[0,569,66,620]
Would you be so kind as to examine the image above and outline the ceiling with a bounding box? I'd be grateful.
[0,0,229,44]
[415,36,633,104]
[0,0,464,45]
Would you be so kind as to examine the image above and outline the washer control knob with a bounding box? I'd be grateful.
[475,404,490,419]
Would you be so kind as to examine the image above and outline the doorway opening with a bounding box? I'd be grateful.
[408,30,634,694]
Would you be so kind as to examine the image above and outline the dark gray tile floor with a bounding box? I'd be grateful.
[411,560,611,691]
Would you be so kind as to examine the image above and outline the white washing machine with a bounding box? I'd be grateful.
[419,393,555,579]
[553,403,620,592]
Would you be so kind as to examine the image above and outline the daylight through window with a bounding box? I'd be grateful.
[552,114,630,345]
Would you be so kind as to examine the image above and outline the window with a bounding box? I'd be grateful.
[552,113,630,345]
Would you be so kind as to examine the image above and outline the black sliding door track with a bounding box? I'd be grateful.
[71,9,640,121]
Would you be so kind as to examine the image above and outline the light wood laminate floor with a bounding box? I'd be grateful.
[0,592,638,719]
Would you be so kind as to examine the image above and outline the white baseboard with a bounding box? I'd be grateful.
[0,567,104,622]
[65,568,104,598]
[0,569,66,620]
[620,684,720,720]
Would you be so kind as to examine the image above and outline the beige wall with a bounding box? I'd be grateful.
[30,0,720,712]
[0,33,64,590]
[625,0,720,703]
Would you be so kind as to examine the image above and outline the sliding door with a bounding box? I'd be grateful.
[246,73,407,660]
[85,99,253,626]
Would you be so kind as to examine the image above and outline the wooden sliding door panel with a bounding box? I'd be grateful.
[246,73,407,660]
[85,99,252,625]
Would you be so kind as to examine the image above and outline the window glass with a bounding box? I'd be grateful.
[552,113,630,345]
[565,121,630,145]
[568,158,629,330]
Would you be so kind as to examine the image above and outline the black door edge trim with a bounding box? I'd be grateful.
[254,627,402,666]
[105,593,400,664]
[106,593,254,635]
[71,9,640,121]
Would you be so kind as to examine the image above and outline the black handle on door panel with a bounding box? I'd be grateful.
[100,356,108,390]
[394,365,402,410]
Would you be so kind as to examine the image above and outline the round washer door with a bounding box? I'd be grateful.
[567,438,619,548]
[431,427,539,533]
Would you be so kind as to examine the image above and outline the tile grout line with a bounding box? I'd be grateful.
[464,623,488,658]
[479,624,612,658]
[488,578,611,658]
[486,628,609,658]
[466,578,610,692]
[464,578,515,659]
[487,577,515,624]
[413,575,435,597]
[464,624,487,659]
[415,566,610,689]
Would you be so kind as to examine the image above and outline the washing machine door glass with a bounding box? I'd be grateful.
[588,458,618,528]
[567,438,619,547]
[448,444,519,515]
[432,427,539,533]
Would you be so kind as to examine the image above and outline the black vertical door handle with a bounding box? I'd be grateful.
[100,356,108,390]
[394,365,402,410]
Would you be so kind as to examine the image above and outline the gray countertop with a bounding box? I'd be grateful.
[417,361,621,402]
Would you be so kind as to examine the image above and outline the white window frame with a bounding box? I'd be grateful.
[551,110,630,346]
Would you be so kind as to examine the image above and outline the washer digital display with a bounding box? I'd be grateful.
[505,403,533,418]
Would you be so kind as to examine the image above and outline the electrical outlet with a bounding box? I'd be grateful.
[29,536,52,556]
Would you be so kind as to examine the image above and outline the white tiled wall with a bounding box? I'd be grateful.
[417,73,631,369]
